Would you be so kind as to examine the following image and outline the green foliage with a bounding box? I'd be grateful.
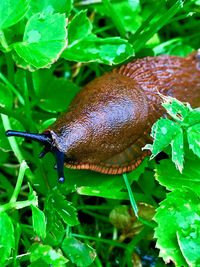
[0,212,15,266]
[0,0,199,266]
[144,96,200,172]
[62,237,96,267]
[154,188,200,266]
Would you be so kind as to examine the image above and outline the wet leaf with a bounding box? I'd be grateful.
[155,155,200,193]
[45,190,79,226]
[29,243,68,266]
[62,34,134,65]
[154,188,200,266]
[68,10,92,46]
[62,237,96,267]
[13,12,67,69]
[31,205,46,239]
[0,212,15,266]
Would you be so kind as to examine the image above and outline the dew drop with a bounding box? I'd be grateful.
[27,30,41,43]
[161,127,168,135]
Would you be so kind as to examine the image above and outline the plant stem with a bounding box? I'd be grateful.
[6,52,15,83]
[72,233,126,249]
[1,114,34,180]
[10,161,28,203]
[122,173,138,217]
[0,198,37,213]
[102,0,126,38]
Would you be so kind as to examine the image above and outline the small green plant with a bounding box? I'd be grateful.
[0,0,199,266]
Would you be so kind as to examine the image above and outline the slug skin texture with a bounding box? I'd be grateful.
[49,52,200,174]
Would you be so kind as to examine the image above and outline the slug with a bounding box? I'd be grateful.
[6,51,200,182]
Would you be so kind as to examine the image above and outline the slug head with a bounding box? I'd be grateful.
[6,130,65,183]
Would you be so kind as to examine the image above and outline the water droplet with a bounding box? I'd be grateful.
[27,30,41,43]
[161,127,167,135]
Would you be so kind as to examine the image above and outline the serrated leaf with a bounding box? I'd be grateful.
[171,128,184,172]
[46,190,79,226]
[177,224,200,267]
[149,118,182,157]
[187,123,200,158]
[68,10,92,46]
[31,205,46,239]
[13,12,67,69]
[0,0,29,29]
[154,188,200,266]
[62,34,134,65]
[62,237,96,267]
[155,155,200,193]
[0,212,15,266]
[29,243,68,266]
[162,95,191,122]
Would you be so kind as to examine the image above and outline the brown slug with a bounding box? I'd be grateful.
[6,51,200,182]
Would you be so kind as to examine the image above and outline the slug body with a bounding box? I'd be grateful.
[6,52,200,181]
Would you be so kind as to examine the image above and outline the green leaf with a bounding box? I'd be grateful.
[95,1,141,34]
[0,212,15,266]
[0,82,13,108]
[145,117,184,171]
[68,10,92,46]
[62,34,134,65]
[0,0,29,29]
[32,69,80,112]
[149,118,181,156]
[13,12,67,69]
[29,243,68,266]
[62,237,96,267]
[46,190,79,226]
[76,158,147,199]
[154,188,200,266]
[155,155,200,193]
[162,95,191,122]
[28,0,72,17]
[177,224,200,267]
[31,205,46,239]
[171,128,184,172]
[183,109,200,127]
[0,117,25,152]
[187,123,200,158]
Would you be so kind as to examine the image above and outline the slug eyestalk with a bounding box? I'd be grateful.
[6,130,65,183]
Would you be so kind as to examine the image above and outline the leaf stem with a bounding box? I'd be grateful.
[10,161,28,203]
[122,173,138,217]
[0,198,37,213]
[1,114,34,180]
[72,233,126,249]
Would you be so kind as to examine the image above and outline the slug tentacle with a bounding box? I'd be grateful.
[6,130,65,182]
